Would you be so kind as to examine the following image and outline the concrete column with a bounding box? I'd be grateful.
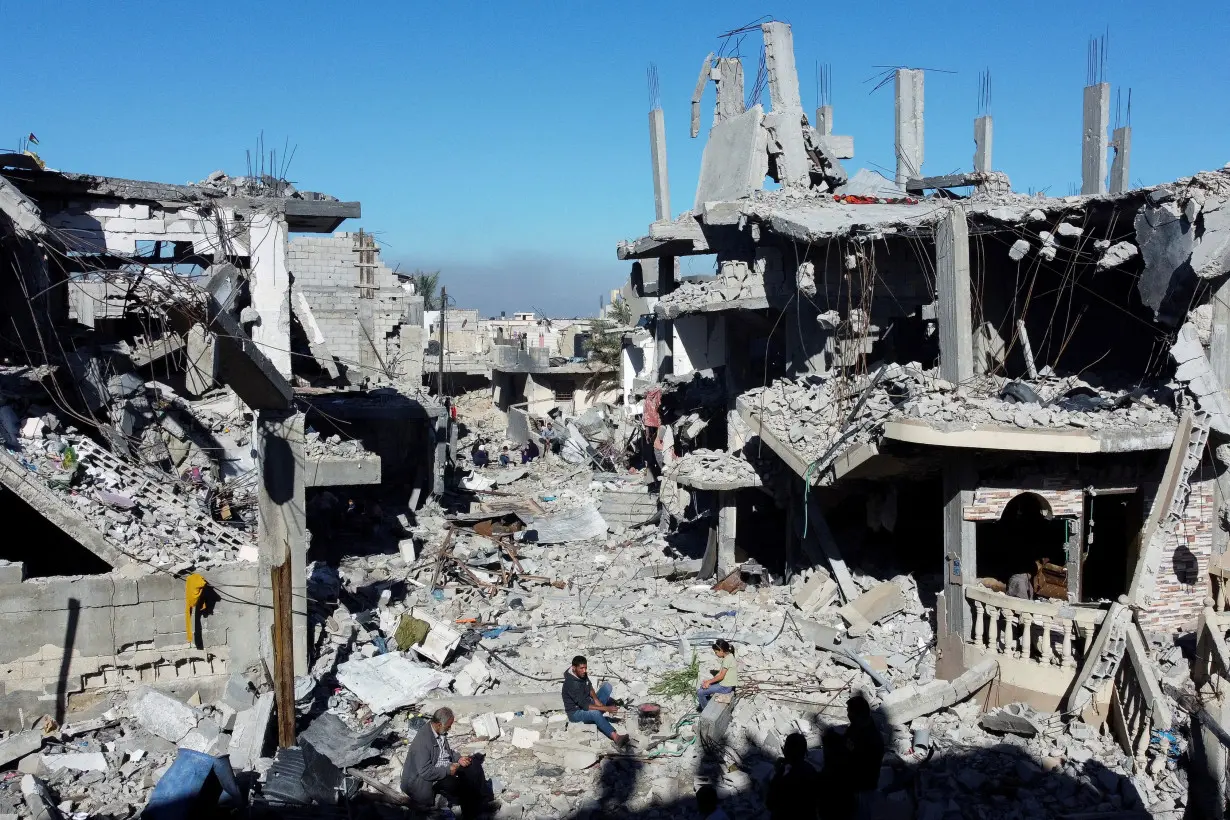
[974,115,993,173]
[248,212,293,378]
[655,256,676,377]
[761,22,810,187]
[936,207,973,384]
[256,410,308,677]
[1081,82,1110,196]
[718,490,737,577]
[939,456,976,680]
[713,58,745,125]
[1110,125,1132,195]
[648,108,671,222]
[815,104,833,136]
[894,69,925,185]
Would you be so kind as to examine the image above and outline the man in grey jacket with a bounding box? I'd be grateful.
[400,708,489,816]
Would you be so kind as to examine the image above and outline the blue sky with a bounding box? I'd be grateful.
[3,0,1227,317]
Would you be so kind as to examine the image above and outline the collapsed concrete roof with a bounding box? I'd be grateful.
[0,156,360,233]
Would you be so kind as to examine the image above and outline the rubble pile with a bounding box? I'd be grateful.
[0,442,1194,819]
[2,423,255,571]
[665,449,764,488]
[304,431,367,458]
[744,364,1178,466]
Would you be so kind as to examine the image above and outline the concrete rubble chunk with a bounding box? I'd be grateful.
[880,658,997,725]
[529,504,608,544]
[837,581,906,637]
[452,657,493,697]
[127,687,200,743]
[228,692,274,772]
[1134,202,1194,327]
[336,653,451,714]
[510,727,541,749]
[978,703,1043,737]
[698,694,735,744]
[532,738,600,771]
[0,732,43,768]
[1191,198,1230,279]
[470,713,501,740]
[40,752,108,773]
[793,569,838,614]
[1008,238,1031,261]
[1097,240,1139,270]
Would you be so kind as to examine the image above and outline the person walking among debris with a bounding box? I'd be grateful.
[697,639,738,711]
[562,655,628,747]
[695,785,731,820]
[766,732,819,820]
[400,707,490,816]
[844,695,884,819]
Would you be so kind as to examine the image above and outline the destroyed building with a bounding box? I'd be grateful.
[2,18,1230,820]
[0,155,448,723]
[617,19,1230,811]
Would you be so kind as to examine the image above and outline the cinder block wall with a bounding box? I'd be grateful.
[0,563,260,727]
[289,233,409,383]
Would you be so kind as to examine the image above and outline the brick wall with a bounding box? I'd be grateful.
[964,485,1085,521]
[0,564,260,725]
[289,233,411,384]
[1137,477,1215,634]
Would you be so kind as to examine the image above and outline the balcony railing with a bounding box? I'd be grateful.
[964,585,1106,668]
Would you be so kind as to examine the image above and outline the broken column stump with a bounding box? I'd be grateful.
[698,694,734,745]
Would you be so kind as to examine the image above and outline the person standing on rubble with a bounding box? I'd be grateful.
[697,639,738,711]
[562,655,629,747]
[844,695,884,819]
[766,732,819,819]
[400,707,490,816]
[816,728,855,820]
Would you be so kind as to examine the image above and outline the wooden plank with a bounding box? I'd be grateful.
[271,560,296,748]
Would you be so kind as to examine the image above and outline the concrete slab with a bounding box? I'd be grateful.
[336,653,451,714]
[304,454,382,487]
[837,581,906,637]
[693,106,766,210]
[0,732,42,768]
[228,691,273,772]
[426,692,562,715]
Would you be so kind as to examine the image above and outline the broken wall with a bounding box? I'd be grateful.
[1137,475,1215,634]
[0,565,260,728]
[290,234,409,384]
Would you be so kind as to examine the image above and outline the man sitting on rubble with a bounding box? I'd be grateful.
[400,707,490,816]
[562,655,629,747]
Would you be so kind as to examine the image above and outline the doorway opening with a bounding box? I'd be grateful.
[1081,491,1142,602]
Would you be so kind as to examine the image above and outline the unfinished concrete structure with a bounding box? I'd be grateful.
[0,156,446,722]
[617,19,1230,784]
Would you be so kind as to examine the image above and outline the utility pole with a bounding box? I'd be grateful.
[437,286,446,398]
